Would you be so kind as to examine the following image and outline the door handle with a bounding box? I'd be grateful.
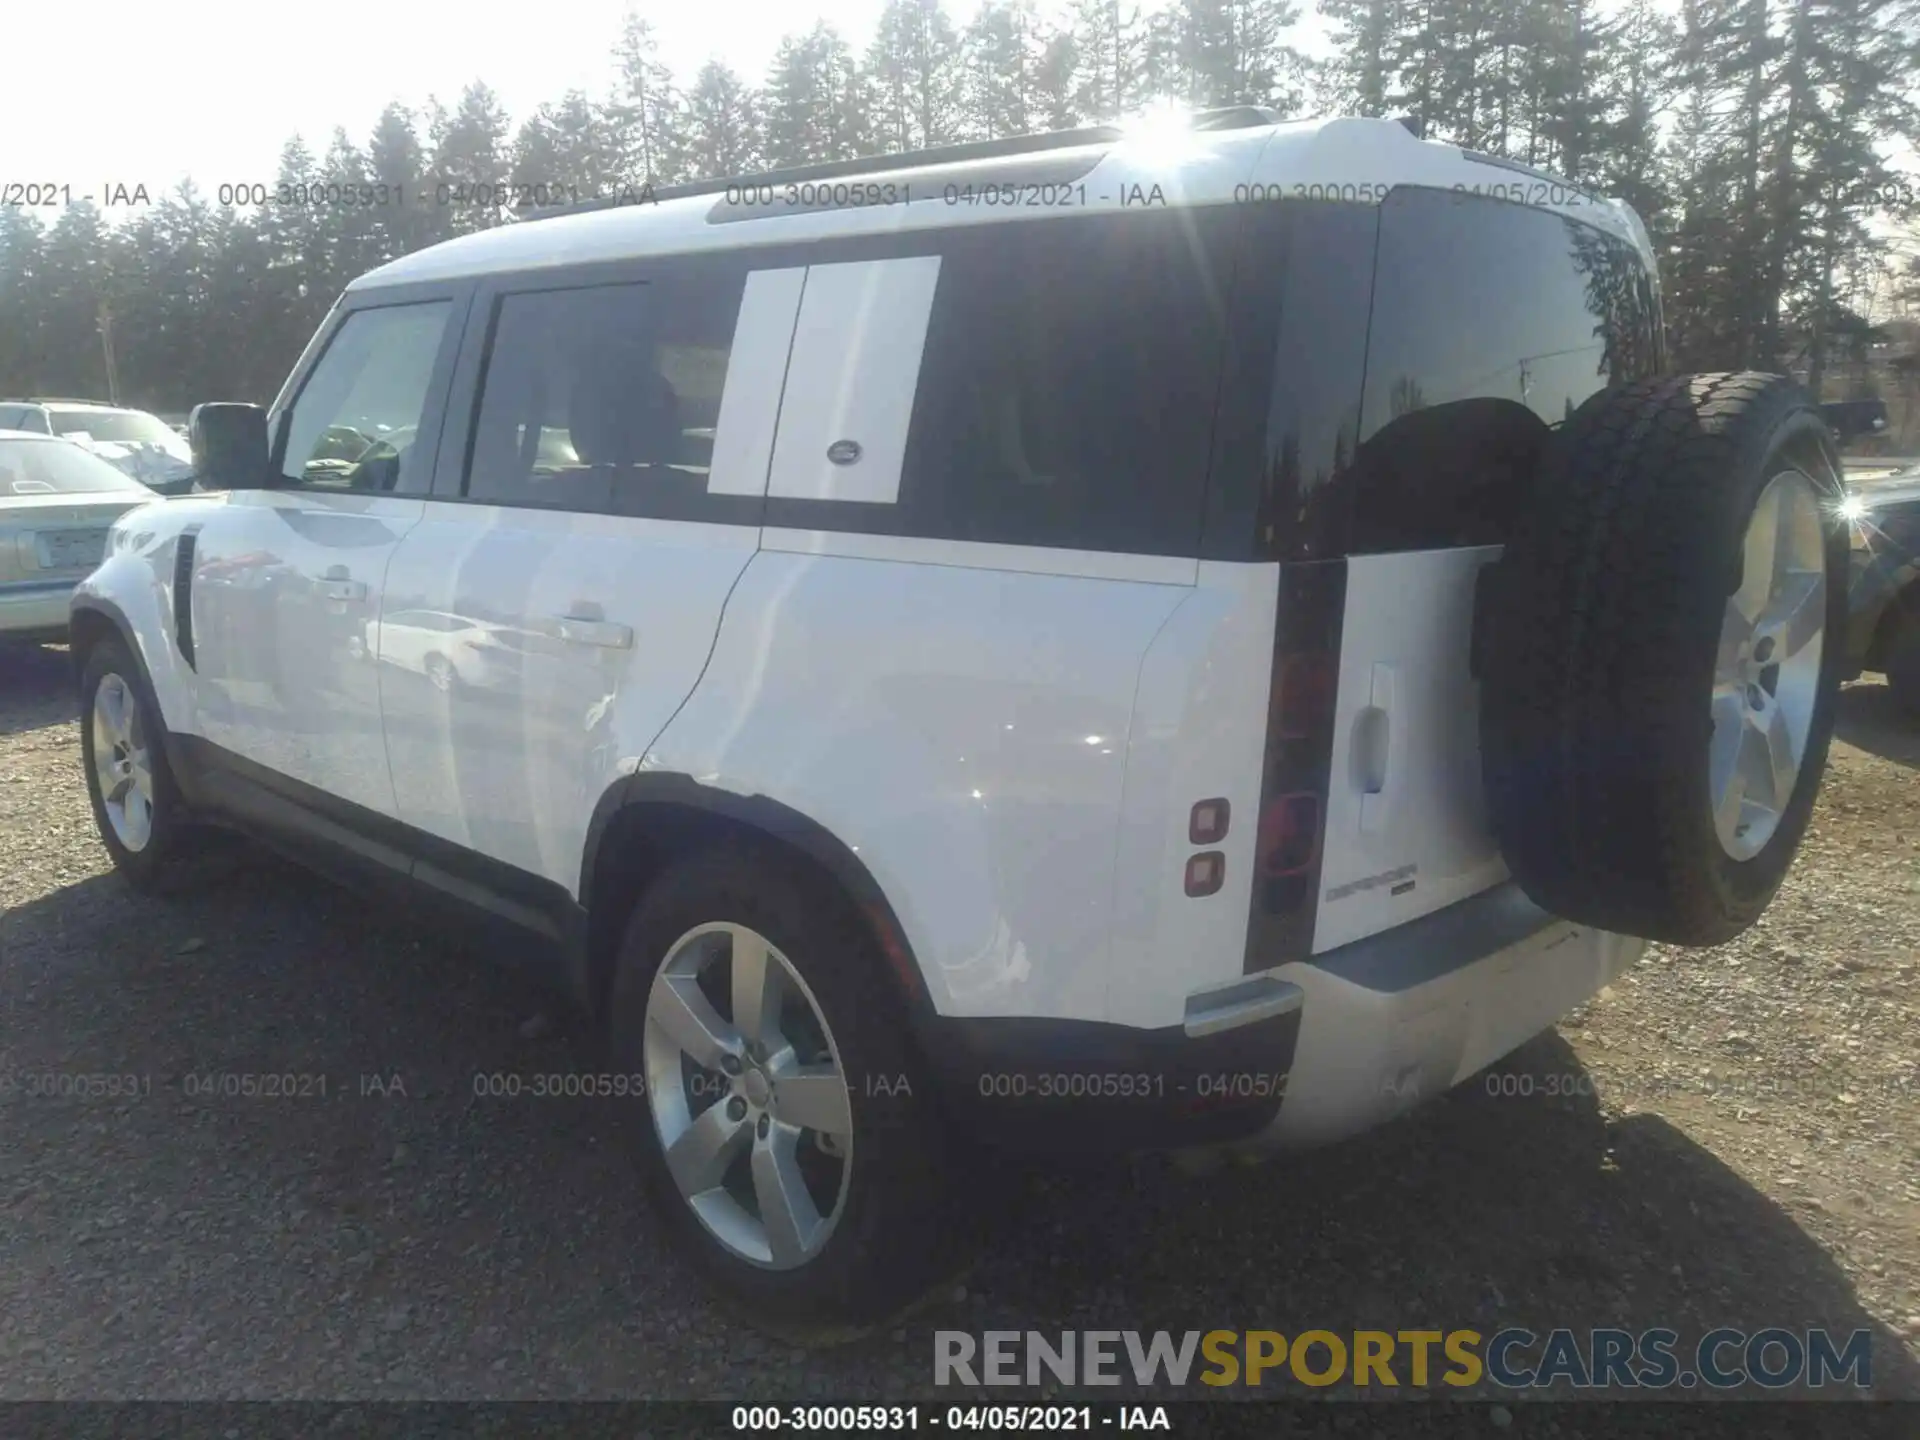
[553,614,633,649]
[320,578,367,602]
[1358,662,1396,836]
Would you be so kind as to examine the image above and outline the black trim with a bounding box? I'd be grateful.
[171,528,199,668]
[1301,880,1558,994]
[581,772,932,1016]
[912,1005,1303,1152]
[1243,558,1347,974]
[169,735,590,1007]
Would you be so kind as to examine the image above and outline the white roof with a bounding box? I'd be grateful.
[354,116,1652,291]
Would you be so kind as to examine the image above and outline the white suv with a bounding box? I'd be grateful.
[70,112,1848,1330]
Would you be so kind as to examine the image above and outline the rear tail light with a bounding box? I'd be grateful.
[1274,651,1335,741]
[1257,792,1320,877]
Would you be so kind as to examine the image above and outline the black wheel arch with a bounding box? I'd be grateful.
[578,773,933,1025]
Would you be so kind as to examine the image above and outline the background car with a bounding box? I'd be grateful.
[1841,464,1920,714]
[363,607,517,692]
[0,431,156,642]
[0,399,197,495]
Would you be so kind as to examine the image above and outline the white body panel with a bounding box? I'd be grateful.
[1259,924,1645,1150]
[766,257,941,504]
[1106,560,1277,1029]
[646,536,1192,1022]
[187,490,422,816]
[1313,548,1509,952]
[378,506,757,888]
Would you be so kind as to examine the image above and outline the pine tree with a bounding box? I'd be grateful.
[683,62,763,178]
[1319,0,1395,116]
[868,0,964,151]
[1071,0,1150,121]
[428,83,512,235]
[610,8,685,185]
[764,25,870,166]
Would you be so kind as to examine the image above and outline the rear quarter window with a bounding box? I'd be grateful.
[1349,188,1663,552]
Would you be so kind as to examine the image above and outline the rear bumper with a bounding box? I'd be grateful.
[0,580,78,639]
[914,882,1643,1155]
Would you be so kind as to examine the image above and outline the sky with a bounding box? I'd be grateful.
[9,0,1331,204]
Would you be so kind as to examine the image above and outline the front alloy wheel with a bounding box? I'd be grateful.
[91,672,157,853]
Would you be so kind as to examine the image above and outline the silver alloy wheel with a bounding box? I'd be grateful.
[642,922,855,1270]
[91,673,156,853]
[1710,469,1827,861]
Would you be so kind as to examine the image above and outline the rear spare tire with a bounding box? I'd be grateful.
[1480,373,1847,946]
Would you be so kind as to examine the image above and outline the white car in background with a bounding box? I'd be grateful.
[0,431,156,641]
[363,607,516,692]
[0,400,197,494]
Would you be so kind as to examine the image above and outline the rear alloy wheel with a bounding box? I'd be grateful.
[1481,373,1848,946]
[610,846,968,1335]
[642,921,855,1270]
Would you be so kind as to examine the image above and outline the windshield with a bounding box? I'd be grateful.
[0,438,149,496]
[50,408,191,457]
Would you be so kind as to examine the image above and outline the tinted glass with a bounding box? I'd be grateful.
[0,438,148,495]
[0,406,24,429]
[18,409,51,434]
[465,268,745,514]
[891,208,1234,555]
[280,301,451,492]
[1350,188,1663,552]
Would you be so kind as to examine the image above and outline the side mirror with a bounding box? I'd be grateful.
[188,402,272,490]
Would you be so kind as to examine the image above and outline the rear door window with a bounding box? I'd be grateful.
[462,263,752,518]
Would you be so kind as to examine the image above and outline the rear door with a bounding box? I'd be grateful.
[378,255,801,888]
[1310,187,1663,951]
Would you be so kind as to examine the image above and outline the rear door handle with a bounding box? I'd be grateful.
[554,615,633,649]
[1358,662,1396,835]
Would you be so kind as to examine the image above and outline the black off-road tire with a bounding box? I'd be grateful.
[1885,615,1920,718]
[608,844,970,1337]
[1480,373,1848,946]
[78,638,204,892]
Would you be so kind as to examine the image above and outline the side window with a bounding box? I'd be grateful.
[896,209,1235,555]
[0,406,23,429]
[464,264,747,516]
[1350,188,1662,552]
[19,408,51,435]
[279,301,452,492]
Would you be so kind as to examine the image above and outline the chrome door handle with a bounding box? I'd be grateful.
[554,615,633,649]
[320,578,367,602]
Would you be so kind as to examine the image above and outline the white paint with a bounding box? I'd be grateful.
[1313,546,1509,952]
[766,256,941,505]
[705,267,806,497]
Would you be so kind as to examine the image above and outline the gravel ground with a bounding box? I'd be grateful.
[3,638,1919,1407]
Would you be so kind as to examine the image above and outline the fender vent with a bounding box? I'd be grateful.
[172,528,199,669]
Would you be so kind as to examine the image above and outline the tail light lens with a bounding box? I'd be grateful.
[1257,792,1320,877]
[1275,651,1335,740]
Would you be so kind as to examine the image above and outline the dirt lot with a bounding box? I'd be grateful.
[2,639,1918,1405]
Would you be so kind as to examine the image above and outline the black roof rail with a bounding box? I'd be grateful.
[1,396,114,406]
[515,107,1287,223]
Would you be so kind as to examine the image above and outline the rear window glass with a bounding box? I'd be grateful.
[0,438,147,496]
